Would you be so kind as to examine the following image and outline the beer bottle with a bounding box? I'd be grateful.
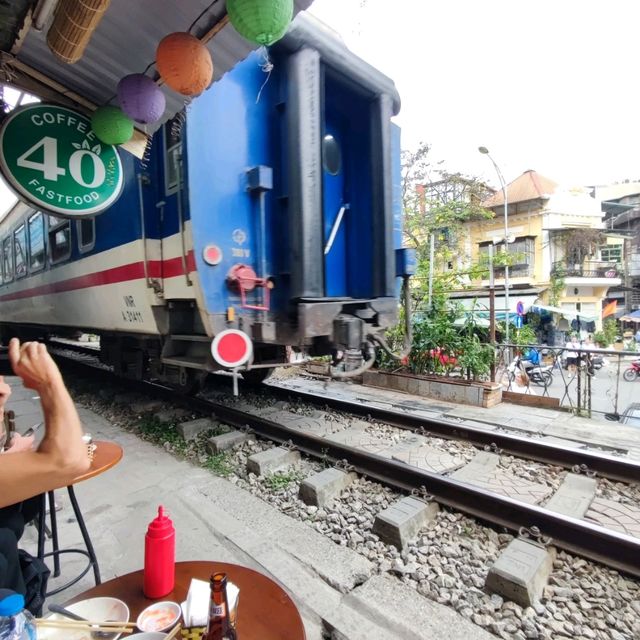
[202,572,233,640]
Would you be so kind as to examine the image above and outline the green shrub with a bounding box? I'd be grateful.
[603,318,618,345]
[593,331,608,348]
[378,296,494,380]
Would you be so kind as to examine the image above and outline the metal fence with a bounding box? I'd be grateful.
[494,343,640,420]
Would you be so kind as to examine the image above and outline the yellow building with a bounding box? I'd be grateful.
[453,170,622,333]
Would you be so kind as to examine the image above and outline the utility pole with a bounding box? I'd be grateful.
[479,146,510,344]
[427,232,435,309]
[489,244,496,381]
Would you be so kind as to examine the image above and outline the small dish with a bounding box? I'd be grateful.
[136,601,181,633]
[127,634,167,639]
[39,597,130,640]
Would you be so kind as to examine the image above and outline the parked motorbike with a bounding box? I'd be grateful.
[508,354,554,388]
[623,360,640,382]
[589,354,604,371]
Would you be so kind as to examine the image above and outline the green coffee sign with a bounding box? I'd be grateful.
[0,104,123,217]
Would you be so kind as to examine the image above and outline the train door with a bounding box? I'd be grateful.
[322,122,348,298]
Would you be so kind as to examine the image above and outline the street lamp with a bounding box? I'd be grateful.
[479,146,510,344]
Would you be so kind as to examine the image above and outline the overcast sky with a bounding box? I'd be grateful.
[309,0,640,190]
[3,1,639,217]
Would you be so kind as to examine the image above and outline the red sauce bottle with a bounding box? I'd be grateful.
[143,506,175,598]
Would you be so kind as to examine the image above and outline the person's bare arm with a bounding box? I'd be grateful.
[0,339,90,508]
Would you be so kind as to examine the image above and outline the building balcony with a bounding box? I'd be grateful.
[551,261,622,286]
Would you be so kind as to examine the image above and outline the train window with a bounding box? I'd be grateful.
[48,216,71,264]
[28,212,45,272]
[77,217,95,253]
[13,224,27,278]
[163,113,183,195]
[2,236,13,283]
[322,134,341,176]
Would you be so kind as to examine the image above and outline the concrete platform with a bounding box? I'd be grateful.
[4,376,495,639]
[268,376,640,461]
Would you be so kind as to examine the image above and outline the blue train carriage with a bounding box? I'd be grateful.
[0,14,415,389]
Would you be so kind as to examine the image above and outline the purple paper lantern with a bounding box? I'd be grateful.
[117,74,166,125]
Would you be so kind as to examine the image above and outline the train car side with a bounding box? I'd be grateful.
[0,14,413,388]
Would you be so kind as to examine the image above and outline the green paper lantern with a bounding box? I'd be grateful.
[227,0,294,46]
[91,106,134,145]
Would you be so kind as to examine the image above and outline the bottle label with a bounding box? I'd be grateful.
[209,602,226,617]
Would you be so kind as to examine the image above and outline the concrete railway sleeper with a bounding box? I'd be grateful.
[35,346,640,580]
[262,383,640,484]
[173,395,640,580]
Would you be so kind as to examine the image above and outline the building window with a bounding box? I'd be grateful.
[508,237,535,277]
[48,216,71,264]
[28,212,45,272]
[600,245,622,263]
[77,217,95,253]
[163,114,183,195]
[13,224,27,278]
[2,236,13,283]
[478,236,535,277]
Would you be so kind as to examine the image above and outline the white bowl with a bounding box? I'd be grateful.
[128,634,167,639]
[39,597,130,640]
[136,601,181,633]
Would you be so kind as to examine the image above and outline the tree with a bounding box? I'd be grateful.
[401,142,493,310]
[376,143,496,379]
[562,228,605,266]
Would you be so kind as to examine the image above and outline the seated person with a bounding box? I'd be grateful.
[522,348,540,366]
[0,338,90,593]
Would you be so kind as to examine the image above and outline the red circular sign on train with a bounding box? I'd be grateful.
[203,244,222,266]
[211,329,253,368]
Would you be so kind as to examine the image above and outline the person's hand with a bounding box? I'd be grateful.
[0,375,11,410]
[8,338,63,391]
[3,432,35,454]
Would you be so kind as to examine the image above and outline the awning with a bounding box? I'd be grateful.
[456,293,541,315]
[2,0,313,139]
[453,315,490,328]
[530,304,597,322]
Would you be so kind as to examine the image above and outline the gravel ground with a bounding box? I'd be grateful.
[65,376,640,640]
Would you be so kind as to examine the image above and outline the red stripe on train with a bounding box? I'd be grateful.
[0,251,196,302]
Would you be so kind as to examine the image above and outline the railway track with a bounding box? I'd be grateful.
[39,343,640,580]
[262,381,640,483]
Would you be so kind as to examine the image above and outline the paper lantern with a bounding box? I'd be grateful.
[227,0,293,46]
[91,106,134,145]
[156,32,213,96]
[117,74,166,125]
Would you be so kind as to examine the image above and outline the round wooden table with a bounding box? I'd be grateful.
[40,440,123,595]
[77,440,124,482]
[70,560,306,639]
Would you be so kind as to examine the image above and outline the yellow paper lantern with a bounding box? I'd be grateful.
[156,32,214,96]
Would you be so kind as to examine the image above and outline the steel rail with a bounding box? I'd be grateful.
[36,350,640,577]
[172,392,640,579]
[264,384,640,484]
[40,343,640,483]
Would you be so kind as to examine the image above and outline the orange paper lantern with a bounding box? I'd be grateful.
[156,32,213,96]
